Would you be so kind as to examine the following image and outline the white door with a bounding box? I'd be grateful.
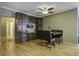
[6,18,15,39]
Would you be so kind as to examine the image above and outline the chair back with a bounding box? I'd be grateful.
[51,30,63,37]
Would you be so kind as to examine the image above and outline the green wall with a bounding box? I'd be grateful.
[43,9,77,44]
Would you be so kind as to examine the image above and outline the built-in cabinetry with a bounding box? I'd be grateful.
[0,16,15,39]
[36,18,43,30]
[15,12,27,43]
[15,12,43,43]
[0,16,15,55]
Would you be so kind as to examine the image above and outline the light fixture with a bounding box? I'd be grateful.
[42,8,48,14]
[42,10,48,14]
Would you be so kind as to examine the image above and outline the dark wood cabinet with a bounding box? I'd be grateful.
[36,18,43,30]
[15,12,43,43]
[15,12,27,43]
[27,33,36,41]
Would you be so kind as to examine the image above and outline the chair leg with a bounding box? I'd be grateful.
[59,38,61,45]
[52,41,55,48]
[41,40,42,46]
[37,39,39,45]
[54,41,55,48]
[50,42,52,50]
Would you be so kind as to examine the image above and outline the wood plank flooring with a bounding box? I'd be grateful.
[0,38,79,56]
[14,40,79,56]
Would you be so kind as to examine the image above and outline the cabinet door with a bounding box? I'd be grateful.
[6,18,15,39]
[0,17,15,38]
[0,17,7,37]
[36,18,43,30]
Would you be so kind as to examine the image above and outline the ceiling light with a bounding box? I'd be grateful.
[42,11,48,14]
[42,8,48,14]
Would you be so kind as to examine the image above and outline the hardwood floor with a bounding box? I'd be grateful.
[15,40,79,56]
[0,38,79,56]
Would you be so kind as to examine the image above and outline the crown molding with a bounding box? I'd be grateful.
[0,6,41,18]
[0,6,77,18]
[0,6,17,12]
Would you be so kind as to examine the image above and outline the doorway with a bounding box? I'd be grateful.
[6,18,15,39]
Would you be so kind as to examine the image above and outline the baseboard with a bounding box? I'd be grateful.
[77,44,79,48]
[63,42,77,46]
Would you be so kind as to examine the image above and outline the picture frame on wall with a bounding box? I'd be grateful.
[26,22,35,33]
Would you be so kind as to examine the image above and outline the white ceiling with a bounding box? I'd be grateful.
[0,2,78,18]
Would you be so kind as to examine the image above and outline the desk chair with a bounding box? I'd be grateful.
[51,30,63,44]
[36,30,56,50]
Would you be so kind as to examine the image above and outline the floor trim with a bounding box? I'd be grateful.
[63,42,77,46]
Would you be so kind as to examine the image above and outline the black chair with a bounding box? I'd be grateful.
[51,30,63,44]
[36,30,55,50]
